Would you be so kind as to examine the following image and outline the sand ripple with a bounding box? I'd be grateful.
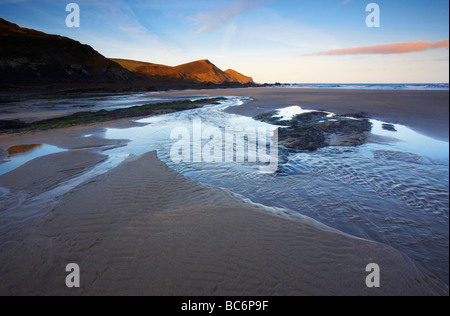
[1,152,446,295]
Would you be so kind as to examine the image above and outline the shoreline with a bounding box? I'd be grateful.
[161,88,449,142]
[0,150,447,295]
[1,88,448,142]
[0,97,225,134]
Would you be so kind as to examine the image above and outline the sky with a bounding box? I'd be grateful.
[0,0,449,83]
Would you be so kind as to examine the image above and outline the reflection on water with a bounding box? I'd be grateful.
[275,106,314,121]
[370,120,450,160]
[0,144,65,176]
[7,144,43,158]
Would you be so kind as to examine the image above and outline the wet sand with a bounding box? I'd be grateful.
[162,88,449,141]
[0,89,449,296]
[0,150,447,295]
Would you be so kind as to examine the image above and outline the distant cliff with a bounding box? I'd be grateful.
[224,69,254,84]
[112,59,254,85]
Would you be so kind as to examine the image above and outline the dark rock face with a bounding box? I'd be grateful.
[382,123,397,132]
[255,111,373,151]
[0,18,141,85]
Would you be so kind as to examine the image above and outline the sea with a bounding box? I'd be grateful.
[268,83,449,90]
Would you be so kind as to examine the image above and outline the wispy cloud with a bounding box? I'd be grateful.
[303,40,449,56]
[195,0,266,34]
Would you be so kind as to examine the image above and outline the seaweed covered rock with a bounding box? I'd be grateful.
[255,110,372,151]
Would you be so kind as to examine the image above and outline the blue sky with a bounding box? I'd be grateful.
[0,0,448,83]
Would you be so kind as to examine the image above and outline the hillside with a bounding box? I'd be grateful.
[0,18,254,91]
[0,18,138,85]
[112,59,254,85]
[173,60,230,84]
[224,69,254,84]
[112,59,183,80]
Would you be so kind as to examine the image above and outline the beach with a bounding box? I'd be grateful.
[0,88,449,296]
[163,88,449,141]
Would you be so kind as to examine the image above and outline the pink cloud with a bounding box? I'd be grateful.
[304,40,449,56]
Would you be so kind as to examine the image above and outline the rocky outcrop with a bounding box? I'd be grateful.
[255,111,373,151]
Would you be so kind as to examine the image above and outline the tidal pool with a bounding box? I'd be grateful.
[0,144,65,176]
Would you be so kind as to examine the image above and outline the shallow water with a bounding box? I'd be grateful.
[0,95,448,287]
[370,120,450,160]
[98,97,449,285]
[0,144,65,176]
